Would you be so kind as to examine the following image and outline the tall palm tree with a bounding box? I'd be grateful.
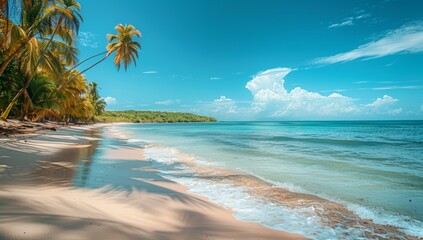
[0,0,81,77]
[58,24,141,89]
[106,24,142,71]
[0,0,82,120]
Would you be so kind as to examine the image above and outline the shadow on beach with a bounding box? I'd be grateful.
[0,126,303,240]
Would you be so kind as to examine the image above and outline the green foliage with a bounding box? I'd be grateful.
[97,110,217,123]
[0,53,22,117]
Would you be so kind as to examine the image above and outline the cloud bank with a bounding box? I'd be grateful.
[245,68,360,118]
[198,68,402,120]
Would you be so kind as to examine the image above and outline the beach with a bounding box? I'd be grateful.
[0,123,304,240]
[2,0,422,239]
[106,122,422,239]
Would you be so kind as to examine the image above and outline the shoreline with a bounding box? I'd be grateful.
[0,123,305,239]
[115,123,422,240]
[142,144,420,240]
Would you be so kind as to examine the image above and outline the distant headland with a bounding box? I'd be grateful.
[97,110,217,123]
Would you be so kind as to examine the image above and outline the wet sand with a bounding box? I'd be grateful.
[0,124,305,239]
[144,145,419,240]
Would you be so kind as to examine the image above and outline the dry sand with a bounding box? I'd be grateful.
[0,123,305,240]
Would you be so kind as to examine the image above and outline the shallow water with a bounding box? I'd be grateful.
[105,121,423,239]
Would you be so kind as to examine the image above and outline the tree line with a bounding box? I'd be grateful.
[0,0,141,123]
[98,111,217,123]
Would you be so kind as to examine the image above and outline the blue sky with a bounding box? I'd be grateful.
[77,0,423,120]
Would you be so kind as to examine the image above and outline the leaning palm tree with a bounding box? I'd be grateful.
[0,0,82,120]
[0,0,81,77]
[58,24,141,89]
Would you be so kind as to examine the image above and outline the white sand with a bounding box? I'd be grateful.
[0,124,305,240]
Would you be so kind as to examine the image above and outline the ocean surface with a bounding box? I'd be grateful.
[99,121,423,239]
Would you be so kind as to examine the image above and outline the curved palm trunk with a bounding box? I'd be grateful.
[1,51,111,121]
[0,82,28,121]
[0,18,63,121]
[58,53,109,90]
[33,17,63,71]
[65,50,108,74]
[0,51,17,76]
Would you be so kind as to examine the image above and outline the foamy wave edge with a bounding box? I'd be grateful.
[108,125,423,239]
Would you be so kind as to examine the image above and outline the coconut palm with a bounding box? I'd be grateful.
[24,73,61,121]
[57,71,94,122]
[58,24,141,89]
[87,82,106,116]
[0,37,79,120]
[0,0,82,120]
[0,0,82,77]
[106,24,142,70]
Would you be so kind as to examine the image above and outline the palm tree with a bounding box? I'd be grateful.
[88,82,107,116]
[57,70,94,122]
[106,24,142,71]
[58,24,141,89]
[0,0,82,120]
[0,0,81,77]
[24,73,61,121]
[0,37,79,120]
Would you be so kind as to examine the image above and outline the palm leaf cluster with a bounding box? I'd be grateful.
[0,0,141,122]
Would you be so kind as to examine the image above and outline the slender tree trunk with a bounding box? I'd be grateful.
[65,50,108,74]
[0,85,27,121]
[0,18,64,121]
[33,17,63,70]
[58,54,109,90]
[1,52,111,121]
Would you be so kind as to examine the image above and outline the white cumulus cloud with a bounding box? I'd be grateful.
[195,68,404,120]
[211,96,238,114]
[317,22,423,64]
[245,68,358,117]
[366,95,398,107]
[103,96,117,105]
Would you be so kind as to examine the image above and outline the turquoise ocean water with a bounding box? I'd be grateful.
[109,121,423,239]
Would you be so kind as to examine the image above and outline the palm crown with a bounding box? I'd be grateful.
[106,24,141,71]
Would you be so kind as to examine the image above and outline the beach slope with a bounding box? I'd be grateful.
[0,124,304,240]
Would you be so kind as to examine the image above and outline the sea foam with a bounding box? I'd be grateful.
[144,145,371,240]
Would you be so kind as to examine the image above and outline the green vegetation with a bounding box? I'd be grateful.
[97,111,217,123]
[0,1,141,122]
